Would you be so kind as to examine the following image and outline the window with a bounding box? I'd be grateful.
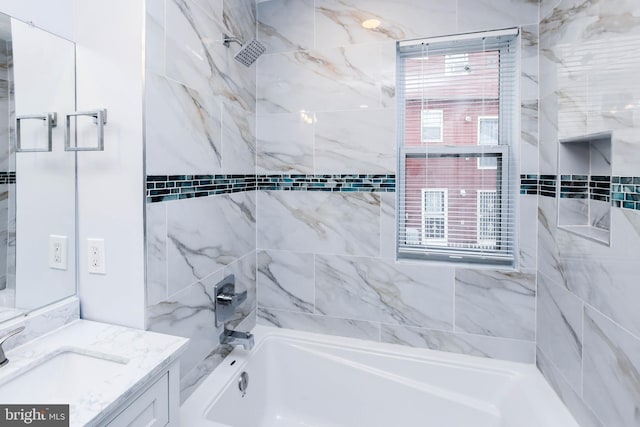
[397,29,518,266]
[421,109,443,142]
[477,190,498,246]
[477,116,499,169]
[422,189,447,244]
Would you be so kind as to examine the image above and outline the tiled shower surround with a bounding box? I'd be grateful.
[143,1,640,423]
[536,0,640,425]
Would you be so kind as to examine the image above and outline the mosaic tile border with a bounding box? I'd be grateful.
[612,176,640,211]
[146,175,256,203]
[519,174,557,198]
[257,174,396,192]
[147,174,640,211]
[0,172,15,184]
[146,174,396,203]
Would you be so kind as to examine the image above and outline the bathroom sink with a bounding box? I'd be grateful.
[0,350,129,403]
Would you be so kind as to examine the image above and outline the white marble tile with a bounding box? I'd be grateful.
[314,0,456,49]
[520,99,539,173]
[315,255,454,330]
[146,270,224,380]
[221,101,256,174]
[558,209,640,338]
[588,199,609,231]
[257,249,314,313]
[539,93,559,174]
[537,195,567,288]
[558,198,588,226]
[537,347,604,427]
[379,192,396,260]
[521,25,539,102]
[457,0,539,33]
[518,194,537,270]
[583,306,640,427]
[145,73,223,174]
[180,344,231,403]
[540,0,561,21]
[257,0,314,54]
[537,273,583,393]
[222,0,256,46]
[166,192,256,296]
[612,128,640,176]
[165,0,225,94]
[257,307,381,341]
[314,108,396,174]
[257,43,387,114]
[256,112,314,174]
[455,269,536,340]
[381,324,535,363]
[146,0,165,75]
[190,0,223,24]
[257,190,380,257]
[146,202,168,307]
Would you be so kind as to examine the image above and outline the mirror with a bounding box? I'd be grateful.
[0,13,76,322]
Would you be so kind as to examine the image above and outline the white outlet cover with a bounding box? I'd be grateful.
[49,235,68,270]
[87,238,106,274]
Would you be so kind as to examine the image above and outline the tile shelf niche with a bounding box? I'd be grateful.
[557,131,612,246]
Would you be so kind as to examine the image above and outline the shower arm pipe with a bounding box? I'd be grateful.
[223,34,244,48]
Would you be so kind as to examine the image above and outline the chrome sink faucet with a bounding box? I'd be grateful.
[0,326,25,367]
[214,275,254,351]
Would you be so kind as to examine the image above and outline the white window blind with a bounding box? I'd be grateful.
[397,29,518,266]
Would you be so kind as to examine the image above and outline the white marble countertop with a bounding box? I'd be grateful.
[0,319,188,426]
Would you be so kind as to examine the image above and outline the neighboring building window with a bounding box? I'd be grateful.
[477,190,498,246]
[397,29,518,266]
[477,116,499,169]
[421,109,443,142]
[422,189,448,244]
[445,53,470,75]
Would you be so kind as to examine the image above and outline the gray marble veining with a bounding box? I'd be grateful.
[257,307,381,341]
[257,249,315,313]
[145,73,223,175]
[537,347,604,427]
[257,190,380,257]
[381,324,535,363]
[583,306,640,427]
[315,254,454,329]
[257,112,314,174]
[455,269,536,340]
[167,192,255,296]
[258,0,314,54]
[146,203,168,307]
[314,108,396,174]
[537,273,583,392]
[221,101,256,174]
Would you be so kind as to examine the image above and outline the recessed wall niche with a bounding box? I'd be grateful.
[558,131,612,245]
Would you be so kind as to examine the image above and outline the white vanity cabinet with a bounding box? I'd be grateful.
[99,361,180,427]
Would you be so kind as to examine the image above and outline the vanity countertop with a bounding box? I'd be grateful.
[0,319,188,426]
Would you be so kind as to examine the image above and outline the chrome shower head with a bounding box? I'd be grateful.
[223,34,266,67]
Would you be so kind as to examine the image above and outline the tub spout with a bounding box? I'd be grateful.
[220,328,254,351]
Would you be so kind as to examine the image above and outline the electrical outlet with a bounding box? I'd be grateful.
[87,238,106,274]
[49,235,68,270]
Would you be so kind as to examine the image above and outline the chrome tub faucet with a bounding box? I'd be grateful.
[214,274,254,351]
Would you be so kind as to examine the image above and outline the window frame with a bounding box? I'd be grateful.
[396,29,518,267]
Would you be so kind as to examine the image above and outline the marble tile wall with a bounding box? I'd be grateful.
[537,0,640,425]
[143,0,257,401]
[255,0,540,364]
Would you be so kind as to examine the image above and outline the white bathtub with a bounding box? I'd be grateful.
[181,326,578,427]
